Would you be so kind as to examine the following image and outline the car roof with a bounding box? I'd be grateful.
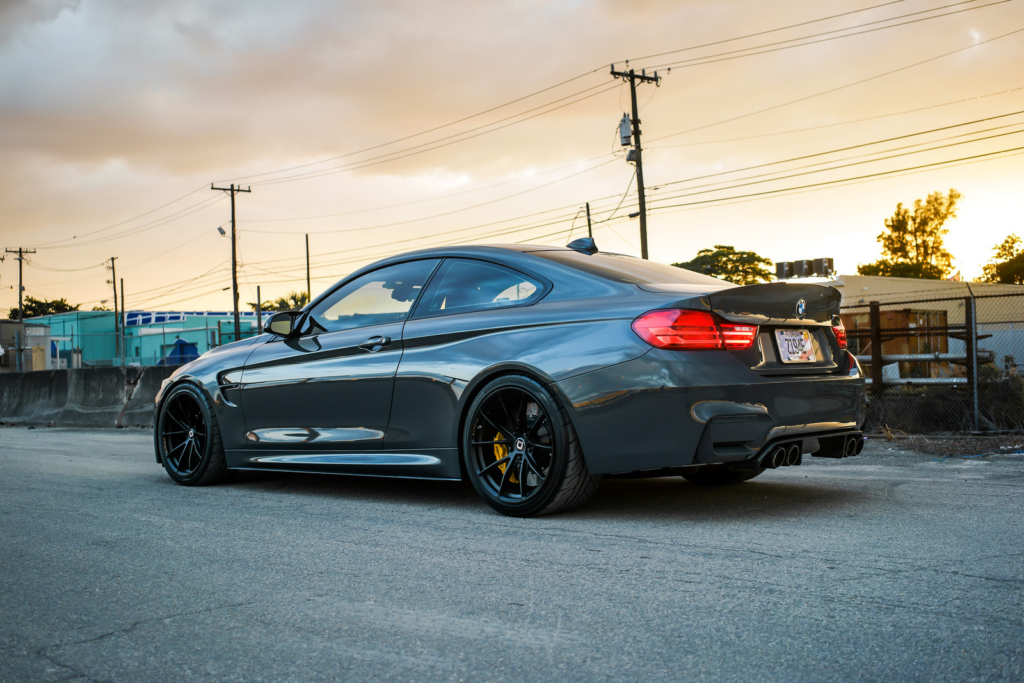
[375,243,570,259]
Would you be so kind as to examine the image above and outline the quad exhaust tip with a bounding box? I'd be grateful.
[765,434,862,465]
[785,444,801,467]
[763,443,803,469]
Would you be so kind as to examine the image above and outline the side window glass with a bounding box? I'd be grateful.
[309,259,439,333]
[417,259,544,317]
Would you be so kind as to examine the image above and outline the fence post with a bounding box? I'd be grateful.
[965,295,979,432]
[869,301,883,398]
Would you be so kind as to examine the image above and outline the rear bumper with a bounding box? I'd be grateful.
[554,349,867,475]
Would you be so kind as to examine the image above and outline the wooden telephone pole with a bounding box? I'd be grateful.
[211,183,251,340]
[610,65,660,260]
[106,257,119,360]
[4,247,36,321]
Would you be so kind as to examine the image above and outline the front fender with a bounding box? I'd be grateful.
[153,336,264,463]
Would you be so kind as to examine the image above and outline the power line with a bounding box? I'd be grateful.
[21,2,993,258]
[242,188,632,270]
[41,194,227,250]
[23,259,106,273]
[649,109,1024,190]
[648,126,1024,205]
[648,149,1024,220]
[244,157,618,235]
[246,155,618,223]
[649,85,1024,148]
[649,144,1024,212]
[215,76,607,185]
[645,0,1008,71]
[652,121,1024,198]
[625,0,909,63]
[85,143,1024,306]
[128,261,231,308]
[648,25,1024,144]
[218,1,916,187]
[248,83,621,187]
[241,3,991,190]
[30,186,207,248]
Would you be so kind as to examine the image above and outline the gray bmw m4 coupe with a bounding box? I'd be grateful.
[154,239,867,516]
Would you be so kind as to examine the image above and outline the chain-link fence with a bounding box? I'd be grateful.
[842,289,1024,434]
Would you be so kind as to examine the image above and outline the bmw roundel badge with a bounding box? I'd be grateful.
[796,299,807,319]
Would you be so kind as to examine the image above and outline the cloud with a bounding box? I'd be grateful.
[1,0,1023,312]
[0,0,80,42]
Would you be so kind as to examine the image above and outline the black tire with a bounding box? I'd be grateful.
[156,382,228,486]
[463,374,598,517]
[681,466,765,486]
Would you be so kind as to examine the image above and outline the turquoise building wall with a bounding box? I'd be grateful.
[27,310,262,367]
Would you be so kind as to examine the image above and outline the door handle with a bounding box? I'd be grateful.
[358,335,392,352]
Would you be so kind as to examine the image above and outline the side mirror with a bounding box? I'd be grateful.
[265,310,302,337]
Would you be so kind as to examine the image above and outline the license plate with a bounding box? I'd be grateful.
[776,329,816,363]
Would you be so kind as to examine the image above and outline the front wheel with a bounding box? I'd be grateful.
[463,375,598,517]
[156,382,228,486]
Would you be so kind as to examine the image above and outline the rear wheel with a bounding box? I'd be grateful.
[156,382,228,486]
[681,466,765,486]
[463,375,598,517]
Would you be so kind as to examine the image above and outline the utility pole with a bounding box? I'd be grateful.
[610,64,660,260]
[105,257,119,362]
[120,278,125,365]
[211,183,251,341]
[305,234,311,304]
[4,247,36,321]
[586,202,593,239]
[256,285,263,331]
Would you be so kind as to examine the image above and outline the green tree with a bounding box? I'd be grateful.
[247,291,310,313]
[981,234,1024,284]
[8,296,80,320]
[857,189,961,279]
[672,245,773,285]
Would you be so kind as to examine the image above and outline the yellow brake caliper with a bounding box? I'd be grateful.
[494,431,518,484]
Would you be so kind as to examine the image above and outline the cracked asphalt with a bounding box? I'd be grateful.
[1,428,1022,682]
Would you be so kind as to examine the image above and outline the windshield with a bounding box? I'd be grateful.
[531,250,727,286]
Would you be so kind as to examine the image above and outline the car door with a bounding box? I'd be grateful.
[385,258,548,451]
[239,259,440,454]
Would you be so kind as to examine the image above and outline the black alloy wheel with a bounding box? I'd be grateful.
[464,375,598,517]
[157,382,227,486]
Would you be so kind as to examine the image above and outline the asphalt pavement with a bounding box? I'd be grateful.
[1,427,1022,682]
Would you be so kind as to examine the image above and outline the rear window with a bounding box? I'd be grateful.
[531,250,725,286]
[414,258,545,318]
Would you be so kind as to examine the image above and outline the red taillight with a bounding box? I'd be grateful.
[632,309,758,350]
[833,319,848,349]
[719,321,759,349]
[632,310,721,349]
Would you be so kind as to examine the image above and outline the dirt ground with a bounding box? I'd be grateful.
[870,431,1024,458]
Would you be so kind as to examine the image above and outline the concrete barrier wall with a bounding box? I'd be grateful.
[0,366,178,428]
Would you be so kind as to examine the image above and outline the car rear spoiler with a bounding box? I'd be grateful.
[707,282,841,325]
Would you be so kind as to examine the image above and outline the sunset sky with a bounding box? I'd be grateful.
[2,0,1023,313]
